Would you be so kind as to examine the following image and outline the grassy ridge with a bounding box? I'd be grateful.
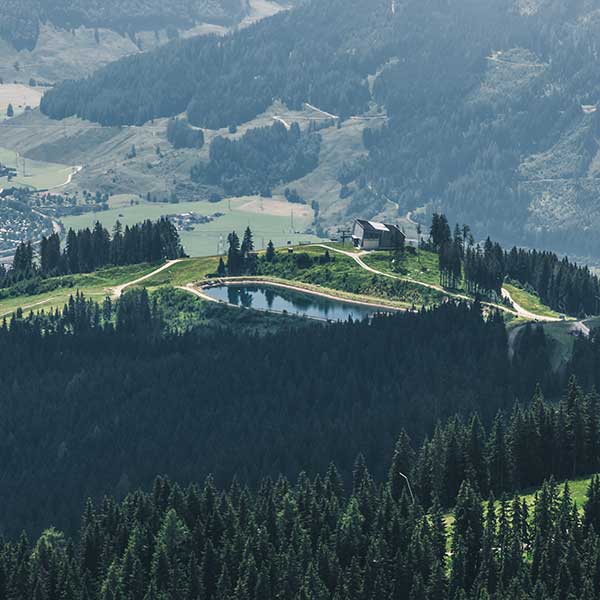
[0,246,561,321]
[363,247,561,318]
[256,246,447,308]
[0,263,160,317]
[363,248,447,288]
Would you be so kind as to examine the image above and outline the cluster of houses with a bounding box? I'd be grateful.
[164,211,224,231]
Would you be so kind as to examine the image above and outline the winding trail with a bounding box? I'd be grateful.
[272,116,291,130]
[102,246,570,325]
[46,165,83,191]
[110,259,185,299]
[304,103,339,120]
[0,296,60,318]
[312,244,567,322]
[501,287,561,323]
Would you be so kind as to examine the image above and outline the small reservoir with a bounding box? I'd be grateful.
[203,284,380,321]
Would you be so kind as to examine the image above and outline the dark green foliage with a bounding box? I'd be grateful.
[166,117,204,149]
[429,214,600,315]
[1,467,600,599]
[568,329,600,391]
[0,300,523,536]
[0,218,183,290]
[505,246,600,316]
[40,0,376,126]
[0,0,246,50]
[192,122,321,196]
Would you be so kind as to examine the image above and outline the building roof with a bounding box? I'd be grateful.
[355,219,404,236]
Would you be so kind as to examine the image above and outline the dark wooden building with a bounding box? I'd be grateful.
[351,219,405,250]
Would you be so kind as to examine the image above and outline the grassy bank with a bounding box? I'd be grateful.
[256,247,447,308]
[504,282,563,319]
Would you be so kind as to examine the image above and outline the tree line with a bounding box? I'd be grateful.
[392,377,600,509]
[0,0,247,50]
[2,455,600,599]
[0,218,184,288]
[428,213,600,316]
[0,298,548,536]
[39,0,380,128]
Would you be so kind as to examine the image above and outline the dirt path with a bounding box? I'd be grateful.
[313,244,565,320]
[46,165,82,191]
[0,296,59,318]
[304,103,339,120]
[315,243,474,298]
[500,287,561,322]
[110,259,184,299]
[273,116,291,130]
[177,284,219,303]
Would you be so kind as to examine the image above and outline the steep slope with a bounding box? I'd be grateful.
[0,0,248,51]
[32,0,600,260]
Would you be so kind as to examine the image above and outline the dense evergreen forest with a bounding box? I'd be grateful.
[0,296,568,536]
[39,0,382,127]
[429,214,600,316]
[167,118,205,150]
[191,122,321,196]
[0,0,246,50]
[3,459,600,599]
[0,218,183,289]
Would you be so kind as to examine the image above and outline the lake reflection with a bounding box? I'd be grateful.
[205,284,378,321]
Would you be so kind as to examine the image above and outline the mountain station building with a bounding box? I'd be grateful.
[351,219,405,250]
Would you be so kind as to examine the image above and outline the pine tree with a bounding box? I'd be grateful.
[388,430,416,502]
[227,232,242,276]
[451,481,484,595]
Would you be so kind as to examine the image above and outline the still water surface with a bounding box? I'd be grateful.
[203,284,379,321]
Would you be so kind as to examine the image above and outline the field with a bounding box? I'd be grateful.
[61,196,322,257]
[0,84,42,118]
[0,147,77,190]
[0,246,446,320]
[0,95,381,237]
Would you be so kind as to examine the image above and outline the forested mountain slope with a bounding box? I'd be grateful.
[40,0,600,260]
[0,0,248,51]
[0,300,520,535]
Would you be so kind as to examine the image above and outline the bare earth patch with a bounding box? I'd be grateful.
[0,84,42,114]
